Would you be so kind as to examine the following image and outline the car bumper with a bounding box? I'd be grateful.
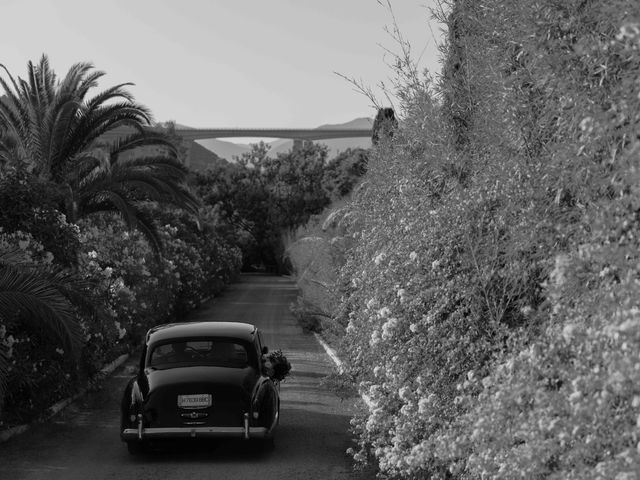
[121,425,269,441]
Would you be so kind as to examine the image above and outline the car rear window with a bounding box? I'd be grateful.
[148,339,249,369]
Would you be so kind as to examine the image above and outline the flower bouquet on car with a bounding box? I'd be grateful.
[265,349,292,382]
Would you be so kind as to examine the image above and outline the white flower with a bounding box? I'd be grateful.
[396,289,406,304]
[418,397,429,414]
[55,348,64,355]
[398,386,410,401]
[569,390,582,403]
[381,317,399,340]
[88,250,98,259]
[520,305,533,316]
[409,251,418,262]
[409,323,418,333]
[374,252,386,265]
[114,321,127,340]
[377,307,391,318]
[579,116,594,133]
[617,22,640,41]
[562,323,578,342]
[549,254,570,288]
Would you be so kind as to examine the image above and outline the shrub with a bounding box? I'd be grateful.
[311,1,640,478]
[0,169,80,266]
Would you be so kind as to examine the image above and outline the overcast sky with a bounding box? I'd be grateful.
[1,0,446,129]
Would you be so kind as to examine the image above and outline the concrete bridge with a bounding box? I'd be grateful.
[100,125,373,166]
[100,126,372,142]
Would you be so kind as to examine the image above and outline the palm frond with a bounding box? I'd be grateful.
[84,155,200,214]
[65,104,152,157]
[0,247,26,265]
[0,264,83,355]
[0,261,90,409]
[84,83,137,112]
[80,200,162,254]
[108,131,178,161]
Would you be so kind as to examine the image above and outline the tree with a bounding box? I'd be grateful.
[193,142,332,273]
[0,55,199,251]
[322,148,369,199]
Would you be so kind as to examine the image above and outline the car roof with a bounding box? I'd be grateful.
[146,322,257,345]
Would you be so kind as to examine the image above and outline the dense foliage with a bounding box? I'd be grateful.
[290,1,640,478]
[194,143,368,273]
[0,57,241,428]
[0,55,199,252]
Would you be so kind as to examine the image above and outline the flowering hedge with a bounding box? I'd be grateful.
[0,229,79,424]
[0,204,242,428]
[286,1,640,478]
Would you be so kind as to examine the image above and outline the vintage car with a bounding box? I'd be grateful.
[120,321,280,454]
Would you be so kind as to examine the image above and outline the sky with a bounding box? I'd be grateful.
[0,0,447,130]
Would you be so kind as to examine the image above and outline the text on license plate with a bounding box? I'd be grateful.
[178,394,212,408]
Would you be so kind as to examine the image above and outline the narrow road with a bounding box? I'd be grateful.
[0,275,372,480]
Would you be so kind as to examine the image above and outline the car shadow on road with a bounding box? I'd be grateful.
[123,408,355,466]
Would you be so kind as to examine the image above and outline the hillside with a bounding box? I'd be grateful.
[194,137,251,162]
[187,141,227,171]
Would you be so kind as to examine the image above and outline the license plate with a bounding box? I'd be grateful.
[178,394,212,408]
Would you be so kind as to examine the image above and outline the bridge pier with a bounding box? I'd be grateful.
[292,139,314,152]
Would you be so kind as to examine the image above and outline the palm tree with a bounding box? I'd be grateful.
[0,248,87,412]
[0,55,199,250]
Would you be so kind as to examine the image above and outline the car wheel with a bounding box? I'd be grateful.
[126,440,147,455]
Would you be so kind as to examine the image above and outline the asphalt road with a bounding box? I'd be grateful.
[0,274,373,480]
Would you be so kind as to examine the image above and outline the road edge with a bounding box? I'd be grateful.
[0,353,130,443]
[312,332,374,410]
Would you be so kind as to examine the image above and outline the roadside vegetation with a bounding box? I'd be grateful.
[0,54,369,430]
[194,143,368,274]
[289,1,640,478]
[0,56,242,428]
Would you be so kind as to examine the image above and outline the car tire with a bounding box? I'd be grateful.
[126,440,147,455]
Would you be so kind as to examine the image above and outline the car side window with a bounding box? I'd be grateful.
[257,331,268,354]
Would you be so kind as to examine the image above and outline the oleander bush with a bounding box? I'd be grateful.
[287,1,640,478]
[0,230,80,424]
[0,169,80,266]
[0,204,242,427]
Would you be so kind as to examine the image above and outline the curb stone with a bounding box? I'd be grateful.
[0,353,130,443]
[312,332,374,410]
